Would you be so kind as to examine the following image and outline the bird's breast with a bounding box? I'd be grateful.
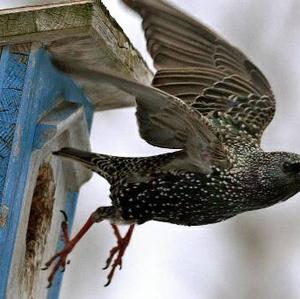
[111,171,249,226]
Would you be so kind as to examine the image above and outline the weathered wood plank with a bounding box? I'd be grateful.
[0,0,152,111]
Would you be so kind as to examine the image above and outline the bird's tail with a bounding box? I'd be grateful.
[54,147,182,184]
[53,147,116,181]
[53,147,97,167]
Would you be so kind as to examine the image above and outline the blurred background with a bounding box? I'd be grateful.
[2,0,300,298]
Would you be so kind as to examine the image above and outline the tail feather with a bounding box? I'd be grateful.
[54,147,179,184]
[53,147,141,184]
[53,147,97,168]
[53,147,116,181]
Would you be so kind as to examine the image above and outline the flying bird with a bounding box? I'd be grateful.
[43,0,300,287]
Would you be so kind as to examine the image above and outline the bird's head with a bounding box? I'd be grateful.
[244,151,300,205]
[279,152,300,194]
[269,152,300,185]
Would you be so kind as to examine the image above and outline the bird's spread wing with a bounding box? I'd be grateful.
[65,68,231,173]
[122,0,276,143]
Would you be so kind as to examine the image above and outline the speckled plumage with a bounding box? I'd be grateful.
[57,148,300,228]
[44,0,300,287]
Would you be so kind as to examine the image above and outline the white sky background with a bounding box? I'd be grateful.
[2,0,300,298]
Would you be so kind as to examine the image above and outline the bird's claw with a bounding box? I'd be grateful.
[43,211,72,288]
[43,243,73,288]
[103,224,135,287]
[103,246,119,270]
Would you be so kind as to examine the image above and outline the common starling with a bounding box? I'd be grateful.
[44,0,300,288]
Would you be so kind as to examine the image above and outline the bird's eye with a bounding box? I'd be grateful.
[282,161,300,174]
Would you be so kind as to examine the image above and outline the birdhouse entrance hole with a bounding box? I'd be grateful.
[24,162,56,292]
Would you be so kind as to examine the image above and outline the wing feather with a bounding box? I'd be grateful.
[123,0,276,142]
[56,67,231,172]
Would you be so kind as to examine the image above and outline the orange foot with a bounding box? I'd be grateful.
[42,211,95,288]
[103,224,135,287]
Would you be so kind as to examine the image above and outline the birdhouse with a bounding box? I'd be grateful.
[0,1,151,298]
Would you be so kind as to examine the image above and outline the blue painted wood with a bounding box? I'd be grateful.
[33,103,83,149]
[0,46,94,298]
[0,48,28,198]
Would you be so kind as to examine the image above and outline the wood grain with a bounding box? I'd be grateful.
[0,0,152,111]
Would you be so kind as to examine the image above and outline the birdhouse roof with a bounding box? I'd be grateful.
[0,0,152,110]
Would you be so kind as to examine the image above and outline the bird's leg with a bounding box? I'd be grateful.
[103,224,135,287]
[42,206,116,288]
[103,224,122,270]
